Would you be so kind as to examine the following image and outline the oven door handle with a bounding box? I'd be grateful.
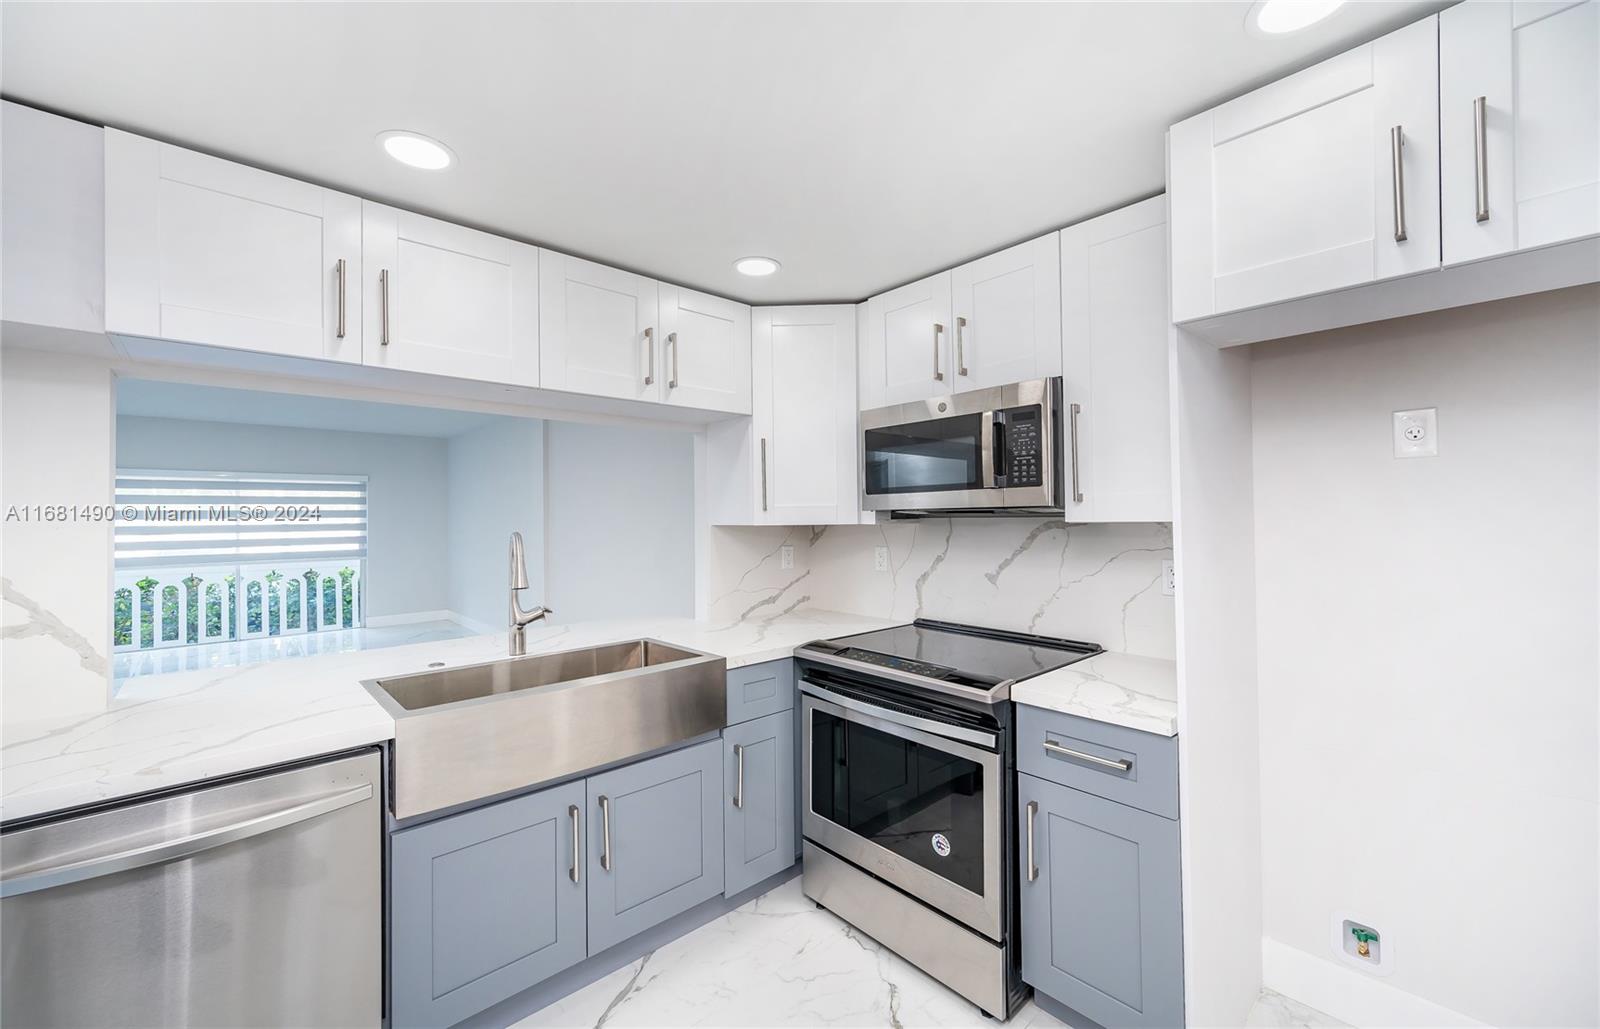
[799,679,998,750]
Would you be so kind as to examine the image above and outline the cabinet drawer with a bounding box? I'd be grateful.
[725,658,795,726]
[1016,705,1177,819]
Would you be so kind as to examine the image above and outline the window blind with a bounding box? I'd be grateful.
[114,471,368,569]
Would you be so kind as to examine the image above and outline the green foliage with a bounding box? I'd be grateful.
[113,588,133,647]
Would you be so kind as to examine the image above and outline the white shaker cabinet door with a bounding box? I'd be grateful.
[861,271,953,408]
[1169,16,1440,322]
[105,129,361,362]
[539,254,661,402]
[659,285,752,414]
[361,203,538,385]
[1441,0,1600,266]
[950,232,1061,393]
[752,306,859,525]
[1060,197,1172,523]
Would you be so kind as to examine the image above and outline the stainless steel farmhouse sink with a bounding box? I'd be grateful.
[364,639,727,818]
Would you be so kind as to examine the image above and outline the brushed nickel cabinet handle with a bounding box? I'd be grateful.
[643,327,655,386]
[1026,800,1038,883]
[598,795,613,872]
[667,331,679,389]
[335,258,347,339]
[1390,125,1408,243]
[955,316,969,376]
[760,438,769,512]
[1473,96,1490,223]
[733,743,745,809]
[1043,739,1132,772]
[379,268,390,346]
[1069,402,1084,504]
[932,322,945,382]
[569,804,581,884]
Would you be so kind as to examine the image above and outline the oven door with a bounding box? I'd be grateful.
[801,681,1003,941]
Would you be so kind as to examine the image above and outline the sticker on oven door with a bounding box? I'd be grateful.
[931,833,952,857]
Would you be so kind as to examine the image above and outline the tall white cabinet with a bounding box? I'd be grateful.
[361,203,539,385]
[1440,0,1600,266]
[707,306,859,525]
[105,129,362,362]
[1169,15,1440,322]
[1059,197,1172,523]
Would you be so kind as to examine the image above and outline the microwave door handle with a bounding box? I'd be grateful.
[992,414,1007,485]
[979,414,997,488]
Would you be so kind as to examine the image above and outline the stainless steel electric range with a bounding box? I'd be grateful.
[794,619,1101,1020]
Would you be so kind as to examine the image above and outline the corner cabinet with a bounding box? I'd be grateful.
[361,203,539,385]
[1440,0,1600,266]
[1059,197,1172,523]
[706,305,860,525]
[105,129,362,362]
[1169,15,1440,323]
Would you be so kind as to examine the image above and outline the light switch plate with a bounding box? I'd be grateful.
[1162,560,1176,597]
[780,544,794,570]
[1393,408,1438,459]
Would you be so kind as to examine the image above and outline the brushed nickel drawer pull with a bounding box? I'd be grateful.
[733,743,745,809]
[955,315,968,376]
[643,327,655,386]
[1390,125,1408,243]
[598,795,613,872]
[379,268,391,346]
[932,322,945,382]
[1025,800,1038,883]
[1043,739,1131,773]
[1473,96,1490,223]
[568,804,581,884]
[335,258,347,339]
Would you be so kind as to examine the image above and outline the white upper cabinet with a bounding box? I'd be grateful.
[658,285,752,414]
[361,203,538,386]
[539,253,661,402]
[708,306,858,525]
[1440,0,1600,266]
[1060,197,1172,523]
[1169,16,1440,323]
[861,271,953,408]
[105,129,361,362]
[949,232,1062,391]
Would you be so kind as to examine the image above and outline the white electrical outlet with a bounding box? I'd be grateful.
[780,544,794,570]
[1162,560,1176,597]
[873,545,890,572]
[1393,408,1438,458]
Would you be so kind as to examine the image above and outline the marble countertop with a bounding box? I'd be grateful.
[1009,650,1178,737]
[0,609,896,824]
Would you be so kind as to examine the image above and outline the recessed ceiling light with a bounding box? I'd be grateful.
[377,130,454,170]
[734,256,781,277]
[1247,0,1344,35]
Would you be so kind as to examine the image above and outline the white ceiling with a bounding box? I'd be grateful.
[3,1,1447,304]
[116,378,504,438]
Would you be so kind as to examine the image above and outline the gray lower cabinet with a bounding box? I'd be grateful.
[586,737,725,953]
[1018,771,1183,1029]
[391,779,586,1028]
[723,709,796,895]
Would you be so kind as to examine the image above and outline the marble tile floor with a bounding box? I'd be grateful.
[512,877,1345,1029]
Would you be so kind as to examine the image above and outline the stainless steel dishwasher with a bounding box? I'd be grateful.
[0,748,382,1028]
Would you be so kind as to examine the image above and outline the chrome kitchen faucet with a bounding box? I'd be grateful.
[508,531,552,655]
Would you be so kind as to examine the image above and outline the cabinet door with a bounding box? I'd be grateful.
[862,271,953,407]
[659,285,752,413]
[391,779,586,1028]
[586,739,724,954]
[362,203,538,385]
[724,710,796,896]
[104,129,360,362]
[950,233,1061,392]
[1060,197,1172,523]
[1441,0,1600,265]
[1169,16,1439,322]
[539,253,661,402]
[752,305,860,525]
[1019,773,1183,1029]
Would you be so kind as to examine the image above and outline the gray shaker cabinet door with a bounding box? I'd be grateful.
[585,738,725,954]
[1018,772,1184,1029]
[723,709,797,896]
[391,778,587,1029]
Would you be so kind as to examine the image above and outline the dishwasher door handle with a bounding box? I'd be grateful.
[0,782,373,899]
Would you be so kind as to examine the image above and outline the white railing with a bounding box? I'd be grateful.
[113,562,363,652]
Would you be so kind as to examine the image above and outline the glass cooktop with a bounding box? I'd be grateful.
[802,619,1101,690]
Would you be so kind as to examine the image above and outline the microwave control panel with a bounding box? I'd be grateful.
[997,406,1043,487]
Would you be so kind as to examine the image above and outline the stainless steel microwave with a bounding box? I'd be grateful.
[861,377,1064,516]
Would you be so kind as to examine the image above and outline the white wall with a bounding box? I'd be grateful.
[544,421,695,623]
[447,417,544,630]
[1252,285,1600,1027]
[116,415,451,618]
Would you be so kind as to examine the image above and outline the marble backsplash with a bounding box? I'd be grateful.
[707,518,1175,660]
